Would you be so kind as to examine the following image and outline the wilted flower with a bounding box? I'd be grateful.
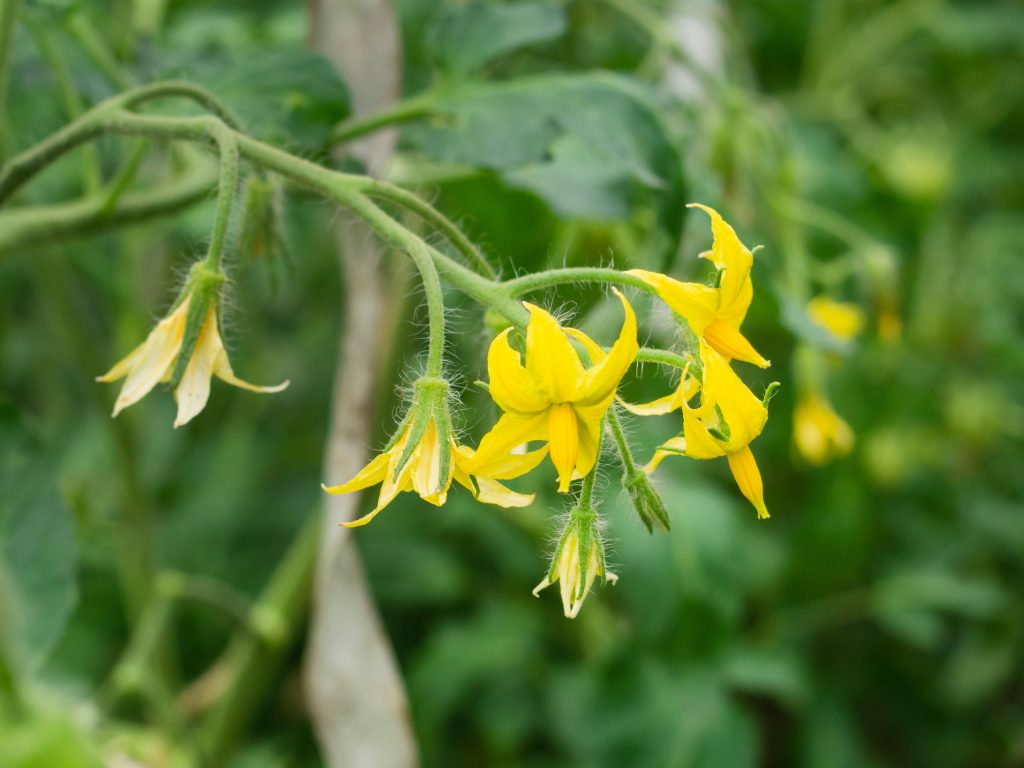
[97,266,288,427]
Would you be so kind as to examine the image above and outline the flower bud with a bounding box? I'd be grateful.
[622,470,670,532]
[533,505,616,618]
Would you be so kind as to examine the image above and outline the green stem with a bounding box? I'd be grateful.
[120,80,243,129]
[0,158,215,256]
[335,190,447,374]
[0,0,19,150]
[66,10,133,90]
[199,513,320,766]
[503,266,657,296]
[99,138,148,215]
[203,124,237,271]
[605,405,637,475]
[578,423,603,508]
[635,346,689,370]
[364,177,498,279]
[23,14,102,193]
[330,92,435,146]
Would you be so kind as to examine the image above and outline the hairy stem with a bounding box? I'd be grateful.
[203,124,238,271]
[605,405,638,475]
[330,92,434,146]
[503,266,657,296]
[364,177,498,279]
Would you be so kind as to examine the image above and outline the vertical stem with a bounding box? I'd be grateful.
[336,190,446,376]
[0,0,19,153]
[199,514,320,766]
[23,15,103,193]
[579,420,603,507]
[66,10,133,90]
[605,405,637,475]
[203,125,238,271]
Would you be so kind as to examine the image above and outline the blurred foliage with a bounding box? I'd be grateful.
[1,0,1023,767]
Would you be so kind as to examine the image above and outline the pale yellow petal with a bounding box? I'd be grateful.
[173,308,220,428]
[523,302,584,402]
[106,301,188,417]
[572,410,602,481]
[563,328,605,366]
[642,436,687,474]
[472,477,535,508]
[486,328,547,414]
[456,444,547,481]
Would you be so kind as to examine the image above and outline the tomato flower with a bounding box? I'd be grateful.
[470,289,638,492]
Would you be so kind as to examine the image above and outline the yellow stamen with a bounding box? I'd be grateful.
[548,403,579,492]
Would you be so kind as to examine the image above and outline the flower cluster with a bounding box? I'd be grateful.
[625,204,775,519]
[97,204,778,618]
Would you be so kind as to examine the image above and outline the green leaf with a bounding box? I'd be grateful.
[404,73,686,264]
[161,49,351,152]
[0,421,77,675]
[430,1,567,75]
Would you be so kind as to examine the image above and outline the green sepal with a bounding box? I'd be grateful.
[762,381,781,408]
[431,392,454,496]
[392,376,450,480]
[622,470,671,533]
[168,263,225,390]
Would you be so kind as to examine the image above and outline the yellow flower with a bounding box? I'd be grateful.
[97,294,288,427]
[533,512,616,618]
[628,203,770,369]
[807,296,864,343]
[470,289,638,492]
[794,391,855,464]
[323,380,546,527]
[644,341,771,519]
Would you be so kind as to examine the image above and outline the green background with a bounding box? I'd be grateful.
[1,0,1022,766]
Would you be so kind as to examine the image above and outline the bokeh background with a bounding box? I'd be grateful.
[1,0,1023,766]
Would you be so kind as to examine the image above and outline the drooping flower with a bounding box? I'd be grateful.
[323,377,545,527]
[533,507,616,618]
[644,341,771,519]
[97,280,288,427]
[794,391,855,464]
[470,289,638,492]
[807,296,864,343]
[628,203,770,369]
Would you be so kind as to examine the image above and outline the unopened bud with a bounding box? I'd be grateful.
[623,470,670,532]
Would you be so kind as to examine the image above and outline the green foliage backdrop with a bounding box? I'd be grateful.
[1,0,1022,766]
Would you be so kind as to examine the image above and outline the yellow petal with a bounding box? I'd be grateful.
[619,390,682,416]
[173,307,220,428]
[794,393,855,464]
[563,327,605,366]
[807,297,865,342]
[703,319,770,368]
[699,343,768,450]
[486,328,547,414]
[321,452,390,495]
[572,410,602,481]
[410,421,451,502]
[642,436,687,474]
[686,203,754,314]
[576,289,638,407]
[473,477,535,508]
[548,403,580,492]
[726,445,769,519]
[103,300,188,417]
[627,269,718,336]
[456,443,547,481]
[470,411,549,472]
[523,302,583,403]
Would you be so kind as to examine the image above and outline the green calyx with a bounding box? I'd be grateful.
[623,471,671,533]
[168,262,226,389]
[391,376,453,494]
